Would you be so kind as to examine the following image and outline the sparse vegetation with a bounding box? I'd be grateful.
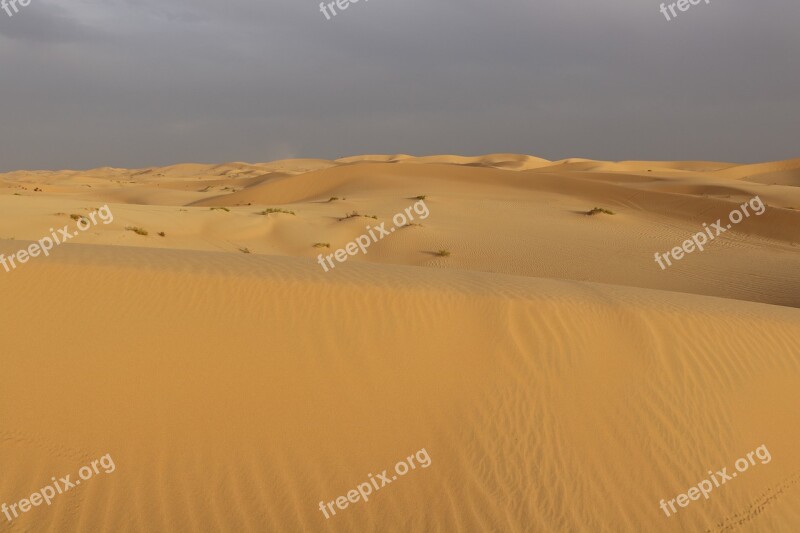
[340,211,378,221]
[586,207,615,216]
[210,207,230,212]
[158,232,166,237]
[259,208,296,216]
[327,197,340,202]
[69,214,87,222]
[313,242,330,248]
[126,226,149,236]
[414,195,427,200]
[436,249,451,257]
[239,247,251,254]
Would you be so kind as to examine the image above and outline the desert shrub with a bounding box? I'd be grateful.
[126,226,148,236]
[586,207,615,216]
[259,208,295,216]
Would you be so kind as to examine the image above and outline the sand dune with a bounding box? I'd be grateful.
[713,158,800,183]
[2,154,797,305]
[1,155,799,531]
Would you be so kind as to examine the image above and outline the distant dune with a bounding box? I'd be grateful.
[1,155,798,532]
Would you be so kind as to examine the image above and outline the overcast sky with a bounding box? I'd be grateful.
[0,0,798,171]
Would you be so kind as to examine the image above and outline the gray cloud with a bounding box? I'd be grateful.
[0,0,798,171]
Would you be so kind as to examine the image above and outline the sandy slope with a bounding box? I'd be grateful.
[1,155,799,532]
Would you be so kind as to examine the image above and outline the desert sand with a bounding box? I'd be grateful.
[1,154,799,532]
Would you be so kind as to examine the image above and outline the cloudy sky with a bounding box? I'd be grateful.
[0,0,798,171]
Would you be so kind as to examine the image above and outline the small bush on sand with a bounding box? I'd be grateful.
[259,208,295,216]
[340,211,377,221]
[126,226,148,236]
[586,207,615,216]
[436,249,451,257]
